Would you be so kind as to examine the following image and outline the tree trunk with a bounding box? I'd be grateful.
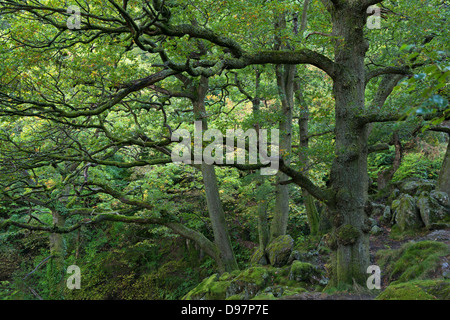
[295,78,320,235]
[437,136,450,193]
[271,64,295,239]
[192,76,238,272]
[377,131,403,190]
[47,209,66,298]
[327,4,371,287]
[251,71,271,254]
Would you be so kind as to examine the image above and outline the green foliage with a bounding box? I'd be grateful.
[0,0,448,300]
[392,152,443,182]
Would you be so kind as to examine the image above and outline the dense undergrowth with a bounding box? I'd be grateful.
[0,142,449,300]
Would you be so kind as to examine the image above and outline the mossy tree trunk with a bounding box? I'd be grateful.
[437,134,450,194]
[47,209,66,299]
[326,3,371,286]
[377,131,403,190]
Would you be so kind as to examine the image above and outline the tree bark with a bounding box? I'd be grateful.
[377,131,403,190]
[251,70,271,253]
[295,78,320,235]
[327,3,371,287]
[271,12,295,238]
[47,209,66,298]
[437,136,450,194]
[271,64,295,239]
[192,76,238,273]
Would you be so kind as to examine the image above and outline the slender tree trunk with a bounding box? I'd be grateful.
[327,4,371,287]
[271,64,295,239]
[47,209,65,298]
[437,136,450,193]
[251,70,271,253]
[377,131,403,190]
[295,78,320,235]
[192,76,238,272]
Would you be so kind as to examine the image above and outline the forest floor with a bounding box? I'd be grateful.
[282,227,450,300]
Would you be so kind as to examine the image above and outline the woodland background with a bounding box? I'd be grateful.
[0,0,449,300]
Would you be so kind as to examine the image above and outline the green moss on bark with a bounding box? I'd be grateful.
[336,224,360,246]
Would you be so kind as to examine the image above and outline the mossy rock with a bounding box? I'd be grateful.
[225,293,245,300]
[289,261,322,283]
[251,292,278,300]
[376,240,449,283]
[232,266,271,288]
[417,191,449,228]
[182,274,222,300]
[266,235,294,267]
[392,194,424,232]
[430,190,450,207]
[399,180,435,196]
[184,265,312,300]
[380,205,393,226]
[376,279,450,300]
[250,247,268,266]
[227,266,272,299]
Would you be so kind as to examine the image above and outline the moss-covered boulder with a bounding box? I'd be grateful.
[417,191,449,229]
[182,274,230,300]
[289,261,323,284]
[430,190,450,206]
[227,267,271,299]
[183,265,312,300]
[376,279,450,300]
[392,194,424,232]
[250,247,268,266]
[380,205,393,226]
[376,240,449,283]
[266,235,294,267]
[399,180,435,196]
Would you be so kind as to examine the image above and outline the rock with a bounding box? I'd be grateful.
[380,205,392,226]
[392,194,424,232]
[370,225,383,235]
[399,179,435,196]
[250,247,268,266]
[442,262,450,279]
[228,267,270,299]
[182,274,223,300]
[371,203,386,217]
[376,279,450,300]
[266,235,294,267]
[287,250,301,265]
[263,286,284,298]
[423,229,450,241]
[289,261,322,284]
[388,188,401,205]
[417,191,449,228]
[183,267,273,300]
[288,249,320,266]
[430,190,450,207]
[369,218,378,227]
